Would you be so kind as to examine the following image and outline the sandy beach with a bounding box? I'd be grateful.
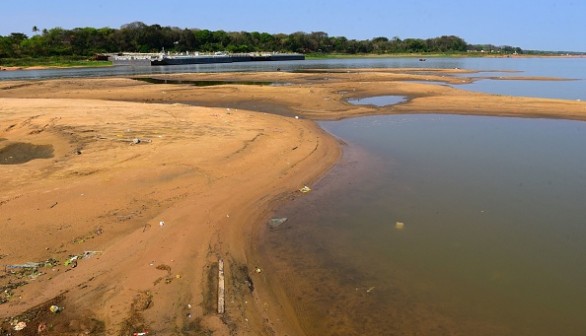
[1,69,586,335]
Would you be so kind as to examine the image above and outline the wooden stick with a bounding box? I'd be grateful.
[218,259,225,314]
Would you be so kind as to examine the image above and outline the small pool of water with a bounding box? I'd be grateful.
[348,95,407,106]
[0,142,54,164]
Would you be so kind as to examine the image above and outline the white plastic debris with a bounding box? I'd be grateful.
[299,185,311,193]
[13,321,27,331]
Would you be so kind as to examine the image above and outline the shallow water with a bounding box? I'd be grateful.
[457,78,585,100]
[0,142,54,164]
[260,114,586,336]
[347,95,406,106]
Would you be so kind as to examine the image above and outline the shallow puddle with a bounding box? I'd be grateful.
[0,142,54,164]
[347,95,406,106]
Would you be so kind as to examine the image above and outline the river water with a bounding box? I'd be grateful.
[2,56,584,100]
[3,57,586,335]
[261,114,586,335]
[262,59,584,335]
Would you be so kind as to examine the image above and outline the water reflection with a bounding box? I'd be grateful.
[261,114,586,336]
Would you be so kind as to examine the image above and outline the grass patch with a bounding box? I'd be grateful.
[305,52,491,60]
[0,56,111,68]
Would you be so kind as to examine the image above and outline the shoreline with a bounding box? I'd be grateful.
[1,69,586,335]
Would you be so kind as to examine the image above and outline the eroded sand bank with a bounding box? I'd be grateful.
[1,69,585,335]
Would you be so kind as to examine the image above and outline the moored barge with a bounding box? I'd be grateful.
[110,51,304,66]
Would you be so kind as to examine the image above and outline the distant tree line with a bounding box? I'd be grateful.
[0,21,524,58]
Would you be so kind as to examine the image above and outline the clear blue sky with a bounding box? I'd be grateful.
[1,0,584,52]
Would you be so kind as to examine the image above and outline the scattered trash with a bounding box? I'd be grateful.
[394,221,405,230]
[299,185,311,193]
[13,321,27,331]
[366,286,375,293]
[81,250,102,259]
[255,267,262,274]
[5,262,46,269]
[49,201,58,209]
[130,138,152,145]
[37,322,47,333]
[64,256,78,268]
[268,217,288,228]
[66,251,101,268]
[132,332,149,336]
[159,220,165,227]
[49,305,62,313]
[295,115,299,119]
[5,259,59,271]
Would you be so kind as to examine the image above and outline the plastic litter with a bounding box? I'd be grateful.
[5,258,59,270]
[395,221,405,230]
[268,217,288,228]
[64,256,78,268]
[49,305,62,313]
[299,185,311,193]
[37,322,47,333]
[13,321,27,331]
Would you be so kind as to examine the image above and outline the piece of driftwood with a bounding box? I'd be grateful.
[218,259,225,314]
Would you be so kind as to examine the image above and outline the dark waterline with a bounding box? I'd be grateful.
[132,77,287,86]
[260,114,586,336]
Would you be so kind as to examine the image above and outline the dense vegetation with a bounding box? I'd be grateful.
[0,21,526,62]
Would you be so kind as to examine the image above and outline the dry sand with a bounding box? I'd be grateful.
[1,69,586,335]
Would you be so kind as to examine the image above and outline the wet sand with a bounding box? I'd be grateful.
[1,69,586,335]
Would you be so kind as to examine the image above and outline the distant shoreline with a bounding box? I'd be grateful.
[2,53,585,72]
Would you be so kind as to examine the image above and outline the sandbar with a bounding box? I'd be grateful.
[1,69,585,335]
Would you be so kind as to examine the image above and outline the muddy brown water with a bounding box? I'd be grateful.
[260,114,586,336]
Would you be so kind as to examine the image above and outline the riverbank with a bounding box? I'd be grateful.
[1,69,586,335]
[0,97,339,335]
